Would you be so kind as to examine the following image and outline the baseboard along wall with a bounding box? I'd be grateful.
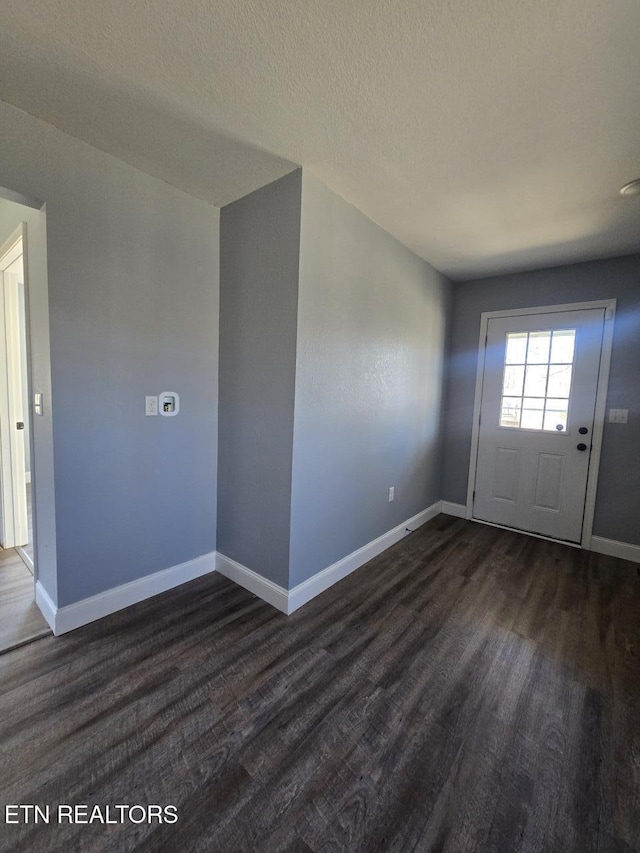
[36,500,640,635]
[36,551,218,635]
[214,553,289,613]
[439,502,640,565]
[39,502,443,633]
[217,501,443,615]
[440,501,468,519]
[590,536,640,564]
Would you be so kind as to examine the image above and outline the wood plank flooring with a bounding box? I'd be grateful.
[0,515,638,852]
[0,547,50,653]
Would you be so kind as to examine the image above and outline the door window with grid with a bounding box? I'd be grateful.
[499,329,575,431]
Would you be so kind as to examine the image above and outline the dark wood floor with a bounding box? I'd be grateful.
[1,515,638,852]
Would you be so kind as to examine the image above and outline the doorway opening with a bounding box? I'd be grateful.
[0,225,49,651]
[467,300,616,549]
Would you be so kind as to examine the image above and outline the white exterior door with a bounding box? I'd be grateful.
[473,308,605,543]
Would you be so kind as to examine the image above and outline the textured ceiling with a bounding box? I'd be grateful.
[1,0,639,279]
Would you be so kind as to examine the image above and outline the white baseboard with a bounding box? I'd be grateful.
[437,508,640,564]
[215,553,289,614]
[440,501,468,519]
[35,582,57,633]
[16,545,34,573]
[590,536,640,564]
[217,501,442,616]
[287,501,442,613]
[36,551,217,635]
[32,499,477,636]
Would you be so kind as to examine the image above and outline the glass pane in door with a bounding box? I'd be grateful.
[499,329,576,431]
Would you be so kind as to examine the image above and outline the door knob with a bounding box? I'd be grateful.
[578,427,589,435]
[577,443,587,451]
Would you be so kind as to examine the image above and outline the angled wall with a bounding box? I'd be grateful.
[218,169,452,594]
[289,173,451,586]
[217,170,302,587]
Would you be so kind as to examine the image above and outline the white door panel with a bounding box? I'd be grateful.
[473,308,605,542]
[533,452,565,512]
[493,447,519,502]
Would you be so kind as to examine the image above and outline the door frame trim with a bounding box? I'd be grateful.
[466,299,617,549]
[0,225,29,549]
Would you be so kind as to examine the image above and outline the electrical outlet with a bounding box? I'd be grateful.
[145,395,158,416]
[609,408,628,424]
[388,486,395,502]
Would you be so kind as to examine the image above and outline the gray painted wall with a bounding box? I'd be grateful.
[289,173,451,586]
[442,254,640,545]
[217,170,302,587]
[0,100,220,606]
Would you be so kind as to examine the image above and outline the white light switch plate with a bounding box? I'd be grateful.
[145,395,158,416]
[609,408,628,424]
